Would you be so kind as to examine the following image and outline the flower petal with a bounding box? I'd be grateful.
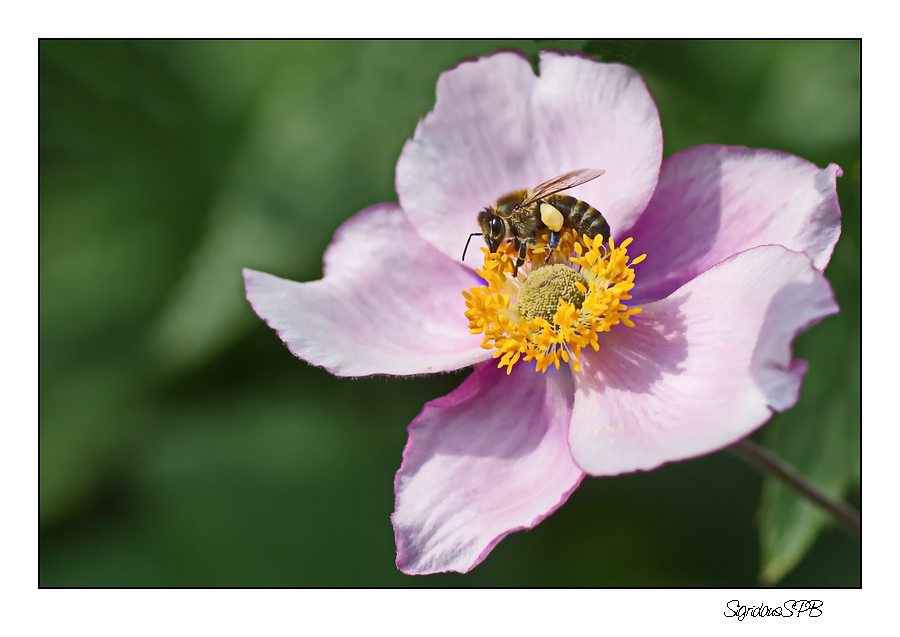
[243,204,489,377]
[626,145,842,304]
[568,245,839,476]
[393,361,583,575]
[397,51,662,268]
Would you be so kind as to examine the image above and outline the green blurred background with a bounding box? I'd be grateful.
[39,40,860,587]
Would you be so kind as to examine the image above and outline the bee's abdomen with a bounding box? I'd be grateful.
[547,194,610,243]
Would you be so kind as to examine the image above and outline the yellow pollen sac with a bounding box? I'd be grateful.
[539,202,565,232]
[462,229,645,375]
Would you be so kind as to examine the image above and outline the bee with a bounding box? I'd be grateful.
[461,168,609,275]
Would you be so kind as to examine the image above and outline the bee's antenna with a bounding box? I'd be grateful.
[461,232,481,261]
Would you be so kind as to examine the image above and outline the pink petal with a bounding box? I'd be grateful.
[625,145,842,304]
[243,204,489,377]
[568,245,839,476]
[397,51,663,268]
[393,361,584,575]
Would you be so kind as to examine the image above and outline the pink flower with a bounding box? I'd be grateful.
[243,51,842,575]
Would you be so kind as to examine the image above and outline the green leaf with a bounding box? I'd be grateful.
[40,363,146,526]
[758,235,860,584]
[582,40,643,65]
[40,41,233,522]
[751,40,860,153]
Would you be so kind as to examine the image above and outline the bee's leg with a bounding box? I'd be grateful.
[514,238,531,275]
[544,230,561,263]
[511,238,522,277]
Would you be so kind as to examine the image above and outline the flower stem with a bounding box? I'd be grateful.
[728,438,860,539]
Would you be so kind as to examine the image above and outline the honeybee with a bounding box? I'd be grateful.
[462,168,609,275]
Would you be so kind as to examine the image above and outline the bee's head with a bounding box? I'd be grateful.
[477,208,507,253]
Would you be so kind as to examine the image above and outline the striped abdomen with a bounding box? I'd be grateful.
[545,194,610,243]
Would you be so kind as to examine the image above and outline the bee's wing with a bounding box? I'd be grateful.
[521,168,606,206]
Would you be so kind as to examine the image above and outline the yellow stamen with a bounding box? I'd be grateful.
[463,229,645,374]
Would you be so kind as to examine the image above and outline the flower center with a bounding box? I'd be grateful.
[462,229,645,374]
[518,264,586,322]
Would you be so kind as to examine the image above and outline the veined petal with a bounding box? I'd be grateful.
[243,204,489,377]
[626,145,842,304]
[568,245,839,476]
[397,51,662,268]
[393,361,584,575]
